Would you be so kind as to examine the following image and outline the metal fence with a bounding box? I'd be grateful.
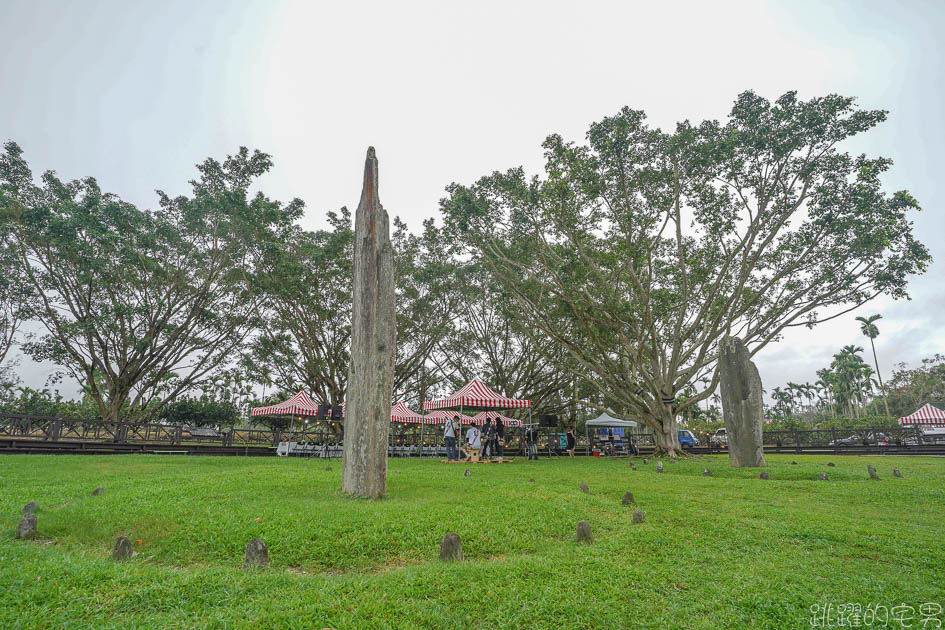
[3,413,940,456]
[0,412,530,456]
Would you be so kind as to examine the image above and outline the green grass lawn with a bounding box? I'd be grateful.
[1,453,942,629]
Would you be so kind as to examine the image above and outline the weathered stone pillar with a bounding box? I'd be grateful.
[342,147,396,499]
[718,336,767,467]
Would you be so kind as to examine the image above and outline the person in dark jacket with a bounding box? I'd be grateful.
[566,426,576,458]
[481,418,493,459]
[495,417,505,460]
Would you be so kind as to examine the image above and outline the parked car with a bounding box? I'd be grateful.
[678,429,699,448]
[827,434,859,446]
[828,432,889,446]
[709,428,727,446]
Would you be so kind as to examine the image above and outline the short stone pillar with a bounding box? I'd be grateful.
[718,336,766,467]
[439,533,463,561]
[702,469,712,477]
[867,465,880,480]
[622,492,634,505]
[244,538,269,568]
[91,487,104,496]
[16,513,37,539]
[579,481,589,494]
[892,468,903,478]
[576,520,593,543]
[113,536,133,560]
[632,509,645,523]
[464,469,471,477]
[818,472,829,481]
[656,461,664,473]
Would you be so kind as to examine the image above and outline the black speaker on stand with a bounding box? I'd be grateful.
[537,415,559,457]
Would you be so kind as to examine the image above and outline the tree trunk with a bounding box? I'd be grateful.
[649,410,682,457]
[869,338,891,418]
[342,147,396,499]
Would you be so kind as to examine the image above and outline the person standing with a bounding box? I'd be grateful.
[481,418,493,460]
[566,426,576,458]
[495,417,505,461]
[444,415,460,461]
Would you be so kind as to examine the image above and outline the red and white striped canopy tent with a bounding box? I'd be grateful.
[250,391,320,417]
[422,378,531,411]
[470,410,523,427]
[423,410,476,425]
[390,402,425,424]
[898,403,945,426]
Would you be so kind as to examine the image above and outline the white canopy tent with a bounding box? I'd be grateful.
[585,412,637,456]
[586,412,638,428]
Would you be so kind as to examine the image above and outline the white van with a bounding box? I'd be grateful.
[710,427,727,446]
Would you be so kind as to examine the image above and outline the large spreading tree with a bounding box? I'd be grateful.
[0,143,300,421]
[242,208,353,406]
[442,91,930,455]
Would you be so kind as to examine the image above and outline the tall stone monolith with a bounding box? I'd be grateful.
[342,147,396,499]
[718,336,767,467]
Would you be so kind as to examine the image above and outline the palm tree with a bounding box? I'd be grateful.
[800,382,815,416]
[856,314,891,418]
[831,345,867,417]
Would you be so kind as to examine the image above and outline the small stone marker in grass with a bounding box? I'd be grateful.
[16,513,37,539]
[791,461,798,465]
[630,464,637,471]
[576,520,592,543]
[439,533,463,561]
[464,469,471,477]
[893,468,903,478]
[656,461,663,473]
[23,501,38,515]
[528,478,535,483]
[759,470,769,480]
[643,458,648,464]
[325,466,333,472]
[827,462,835,467]
[579,481,589,494]
[818,472,829,481]
[244,538,269,568]
[622,492,634,505]
[394,470,401,475]
[113,536,132,561]
[867,465,880,481]
[91,487,104,496]
[632,509,645,524]
[702,469,712,477]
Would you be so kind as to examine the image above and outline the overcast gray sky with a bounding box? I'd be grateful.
[2,0,943,401]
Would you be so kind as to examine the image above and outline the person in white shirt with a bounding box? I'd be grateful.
[463,424,481,460]
[444,415,460,461]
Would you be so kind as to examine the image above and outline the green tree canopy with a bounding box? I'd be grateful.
[441,91,930,454]
[0,143,301,421]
